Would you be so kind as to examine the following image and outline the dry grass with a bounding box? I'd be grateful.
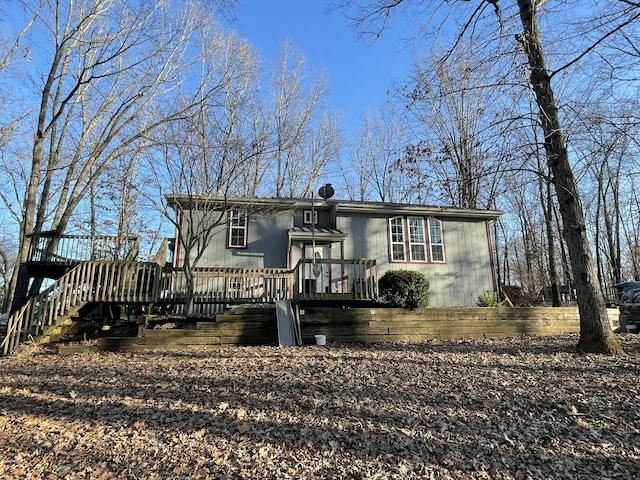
[1,334,639,479]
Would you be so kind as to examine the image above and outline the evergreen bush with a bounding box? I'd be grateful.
[476,291,502,307]
[378,270,430,309]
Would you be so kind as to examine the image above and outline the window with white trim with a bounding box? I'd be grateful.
[303,210,318,225]
[227,210,248,248]
[389,216,406,261]
[408,217,427,262]
[388,215,446,263]
[428,218,445,262]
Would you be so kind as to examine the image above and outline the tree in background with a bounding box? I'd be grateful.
[400,42,511,209]
[0,0,236,313]
[228,40,342,199]
[148,31,264,315]
[571,102,640,297]
[266,41,341,198]
[336,0,639,354]
[515,0,623,353]
[342,108,413,202]
[0,231,14,310]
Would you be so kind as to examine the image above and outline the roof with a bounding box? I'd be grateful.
[288,226,347,243]
[331,199,502,219]
[165,194,503,220]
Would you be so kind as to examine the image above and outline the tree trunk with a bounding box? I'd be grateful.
[184,259,196,317]
[517,0,623,354]
[541,173,561,306]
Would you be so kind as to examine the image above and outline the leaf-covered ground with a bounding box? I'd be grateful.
[1,334,639,479]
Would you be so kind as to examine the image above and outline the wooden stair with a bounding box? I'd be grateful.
[2,260,160,355]
[57,307,278,354]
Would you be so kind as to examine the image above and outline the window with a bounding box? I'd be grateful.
[428,218,445,262]
[388,215,446,263]
[408,217,427,262]
[389,217,405,261]
[227,210,248,248]
[303,210,318,225]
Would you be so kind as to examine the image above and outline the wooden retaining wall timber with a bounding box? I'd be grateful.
[298,307,621,344]
[57,306,622,354]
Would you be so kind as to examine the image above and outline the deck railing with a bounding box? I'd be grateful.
[1,261,160,355]
[29,234,141,263]
[157,259,378,308]
[2,255,378,354]
[292,258,378,300]
[157,267,293,309]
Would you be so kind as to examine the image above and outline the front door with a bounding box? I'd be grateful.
[304,244,330,293]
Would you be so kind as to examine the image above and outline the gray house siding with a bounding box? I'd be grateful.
[337,212,495,307]
[181,210,292,269]
[171,197,500,307]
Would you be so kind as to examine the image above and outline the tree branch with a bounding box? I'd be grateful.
[550,9,640,78]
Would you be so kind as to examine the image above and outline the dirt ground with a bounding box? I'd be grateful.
[1,334,639,479]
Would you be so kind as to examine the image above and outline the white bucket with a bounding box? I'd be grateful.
[314,334,326,346]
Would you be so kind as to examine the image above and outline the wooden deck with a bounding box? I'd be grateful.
[1,260,161,354]
[291,258,377,302]
[157,267,293,311]
[2,234,378,354]
[25,233,141,278]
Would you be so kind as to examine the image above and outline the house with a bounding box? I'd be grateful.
[1,190,502,354]
[167,189,502,307]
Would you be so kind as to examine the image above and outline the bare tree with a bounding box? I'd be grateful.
[227,40,341,199]
[1,0,233,313]
[517,92,565,306]
[343,108,414,202]
[0,2,40,149]
[294,113,343,198]
[0,230,15,311]
[584,117,625,294]
[75,153,163,259]
[149,31,263,315]
[400,42,510,209]
[266,41,341,198]
[516,0,623,353]
[335,0,637,353]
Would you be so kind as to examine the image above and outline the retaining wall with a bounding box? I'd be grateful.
[298,306,620,344]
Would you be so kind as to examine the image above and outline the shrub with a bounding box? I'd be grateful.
[477,291,502,307]
[378,270,430,309]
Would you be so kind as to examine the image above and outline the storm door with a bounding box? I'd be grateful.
[304,244,330,293]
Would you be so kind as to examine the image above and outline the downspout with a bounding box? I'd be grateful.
[486,220,499,297]
[340,240,346,293]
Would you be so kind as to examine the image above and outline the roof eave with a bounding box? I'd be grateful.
[334,202,503,219]
[165,194,503,219]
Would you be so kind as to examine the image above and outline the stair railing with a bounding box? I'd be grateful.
[1,260,161,355]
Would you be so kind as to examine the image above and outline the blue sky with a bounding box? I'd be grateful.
[229,1,417,136]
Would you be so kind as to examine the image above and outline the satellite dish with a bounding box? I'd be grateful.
[317,183,334,199]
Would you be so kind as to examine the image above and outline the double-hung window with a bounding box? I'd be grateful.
[227,210,248,248]
[389,216,406,261]
[428,218,445,262]
[388,215,445,263]
[407,217,427,262]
